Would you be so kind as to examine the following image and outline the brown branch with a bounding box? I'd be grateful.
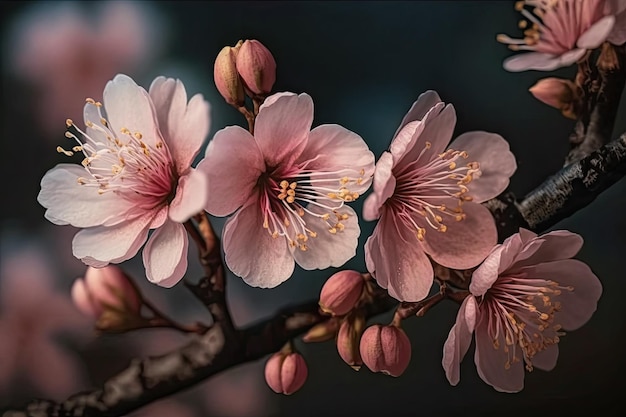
[566,43,626,165]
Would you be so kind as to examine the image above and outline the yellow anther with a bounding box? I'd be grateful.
[272,231,279,238]
[328,227,337,234]
[100,118,108,126]
[77,177,86,184]
[286,196,295,204]
[289,182,297,190]
[462,195,473,202]
[518,20,528,29]
[287,189,295,196]
[81,158,90,167]
[435,215,443,223]
[455,214,466,221]
[263,219,269,229]
[156,142,163,149]
[297,207,305,217]
[278,193,287,200]
[439,225,447,232]
[340,177,350,185]
[134,132,142,140]
[449,162,456,170]
[359,169,365,176]
[322,213,331,221]
[299,244,308,251]
[72,146,83,152]
[95,101,103,107]
[64,132,74,139]
[308,231,317,238]
[121,127,130,135]
[336,223,345,231]
[86,98,96,104]
[56,146,74,156]
[86,121,94,128]
[283,218,290,227]
[327,193,337,199]
[297,233,307,241]
[280,180,289,189]
[340,213,349,220]
[65,118,74,127]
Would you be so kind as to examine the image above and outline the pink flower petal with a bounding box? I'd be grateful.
[199,125,265,217]
[469,244,504,297]
[223,196,295,288]
[421,202,497,270]
[531,345,559,371]
[442,296,477,386]
[72,213,153,265]
[168,169,207,223]
[577,15,615,49]
[503,52,571,72]
[447,131,517,203]
[148,77,211,174]
[392,90,442,138]
[143,219,188,287]
[365,210,433,302]
[511,230,583,270]
[607,6,626,44]
[102,74,162,148]
[363,152,395,221]
[522,259,602,330]
[394,103,455,170]
[297,124,375,195]
[474,316,525,393]
[38,164,138,228]
[254,92,313,167]
[292,205,360,270]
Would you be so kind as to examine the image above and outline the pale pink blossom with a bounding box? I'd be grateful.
[363,91,516,302]
[9,1,164,134]
[38,74,211,287]
[442,229,602,392]
[198,92,374,287]
[499,0,626,72]
[0,245,88,399]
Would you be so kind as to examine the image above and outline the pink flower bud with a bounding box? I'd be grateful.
[214,41,245,106]
[236,39,276,96]
[359,324,412,377]
[319,270,364,316]
[529,77,581,118]
[264,351,308,395]
[71,266,142,319]
[336,313,365,370]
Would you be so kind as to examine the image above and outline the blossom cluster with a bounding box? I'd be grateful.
[36,31,605,398]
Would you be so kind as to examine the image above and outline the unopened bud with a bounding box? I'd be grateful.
[529,77,581,119]
[236,39,276,96]
[359,324,412,377]
[214,41,245,106]
[303,318,340,343]
[319,270,364,316]
[71,266,142,330]
[336,312,366,370]
[264,351,308,395]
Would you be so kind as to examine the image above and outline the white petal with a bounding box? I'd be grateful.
[143,220,188,287]
[72,213,153,265]
[38,164,138,227]
[103,74,163,148]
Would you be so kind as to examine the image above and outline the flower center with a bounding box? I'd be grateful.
[58,99,175,209]
[481,274,573,371]
[391,141,481,241]
[258,165,365,251]
[497,0,605,55]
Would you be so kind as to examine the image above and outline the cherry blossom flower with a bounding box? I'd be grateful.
[363,91,516,302]
[37,74,210,287]
[8,1,164,135]
[0,244,88,399]
[198,92,374,287]
[442,229,602,393]
[498,0,626,72]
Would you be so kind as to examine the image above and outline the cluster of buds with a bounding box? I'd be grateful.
[71,265,143,332]
[264,345,308,395]
[214,39,276,106]
[312,270,412,375]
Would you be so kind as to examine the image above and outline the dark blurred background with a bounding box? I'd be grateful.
[1,1,625,416]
